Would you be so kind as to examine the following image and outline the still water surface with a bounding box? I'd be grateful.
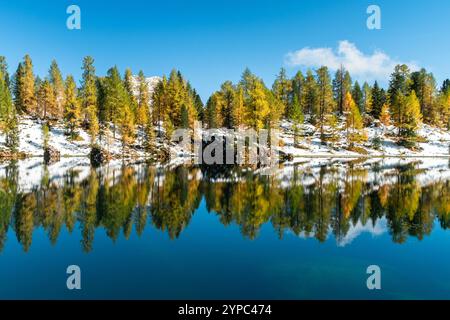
[1,158,450,299]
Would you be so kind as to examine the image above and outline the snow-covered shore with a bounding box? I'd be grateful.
[279,119,450,157]
[0,117,144,157]
[0,116,449,159]
[2,152,449,195]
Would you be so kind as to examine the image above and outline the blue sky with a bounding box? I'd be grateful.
[1,0,450,101]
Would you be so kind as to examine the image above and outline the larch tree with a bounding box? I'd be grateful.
[388,64,412,127]
[391,90,422,139]
[343,92,364,144]
[152,69,198,130]
[291,71,305,116]
[245,77,271,131]
[14,55,36,115]
[151,75,167,135]
[37,79,56,120]
[124,68,138,114]
[303,69,318,120]
[434,90,450,130]
[42,121,50,150]
[136,71,155,153]
[80,56,99,146]
[5,109,19,152]
[411,69,436,125]
[272,68,292,118]
[49,60,65,119]
[143,120,156,154]
[266,88,284,129]
[104,66,130,138]
[165,69,183,127]
[219,81,236,128]
[316,66,335,139]
[136,70,149,128]
[233,85,245,128]
[362,82,372,116]
[379,103,391,126]
[0,65,19,152]
[120,104,135,154]
[402,91,423,137]
[63,75,81,139]
[291,94,304,146]
[185,82,199,128]
[0,62,10,119]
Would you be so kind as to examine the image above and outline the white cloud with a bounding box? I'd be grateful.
[336,218,387,247]
[285,40,419,82]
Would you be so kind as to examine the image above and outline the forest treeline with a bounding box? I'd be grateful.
[0,55,203,154]
[1,55,450,154]
[1,162,449,252]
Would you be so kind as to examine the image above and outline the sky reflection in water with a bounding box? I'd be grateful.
[1,158,450,299]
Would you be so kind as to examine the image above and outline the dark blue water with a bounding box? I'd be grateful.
[1,159,450,299]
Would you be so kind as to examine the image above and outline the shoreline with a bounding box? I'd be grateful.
[1,153,450,162]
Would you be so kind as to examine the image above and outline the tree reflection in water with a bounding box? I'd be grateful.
[1,159,450,252]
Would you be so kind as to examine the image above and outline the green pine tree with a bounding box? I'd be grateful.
[303,69,319,120]
[332,66,352,114]
[0,56,10,89]
[370,81,386,119]
[352,81,364,113]
[291,94,304,146]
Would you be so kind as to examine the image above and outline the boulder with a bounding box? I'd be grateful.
[156,146,170,162]
[43,146,60,164]
[0,148,27,160]
[279,150,294,162]
[90,146,112,166]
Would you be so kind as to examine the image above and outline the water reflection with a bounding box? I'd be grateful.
[1,158,450,252]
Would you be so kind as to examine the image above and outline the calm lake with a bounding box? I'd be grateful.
[1,157,450,299]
